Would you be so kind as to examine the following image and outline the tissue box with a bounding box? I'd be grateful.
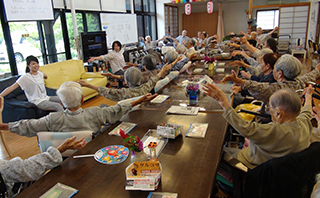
[125,161,162,191]
[157,123,183,139]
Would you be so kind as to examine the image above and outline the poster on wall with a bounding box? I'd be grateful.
[3,0,54,21]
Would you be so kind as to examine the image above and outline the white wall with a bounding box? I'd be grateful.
[156,0,171,39]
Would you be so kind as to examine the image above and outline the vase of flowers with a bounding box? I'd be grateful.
[186,83,199,106]
[119,129,148,163]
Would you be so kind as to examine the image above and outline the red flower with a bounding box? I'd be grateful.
[119,129,128,139]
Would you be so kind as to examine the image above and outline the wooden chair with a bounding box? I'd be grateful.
[0,97,11,158]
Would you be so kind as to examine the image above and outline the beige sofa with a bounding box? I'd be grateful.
[39,59,107,101]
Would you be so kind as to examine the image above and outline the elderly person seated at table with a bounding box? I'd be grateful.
[223,54,320,105]
[79,61,173,101]
[176,44,187,59]
[232,48,273,76]
[203,83,313,169]
[0,136,86,197]
[232,53,278,107]
[141,35,165,51]
[185,38,196,57]
[103,55,161,85]
[0,82,156,136]
[165,50,194,72]
[242,36,277,57]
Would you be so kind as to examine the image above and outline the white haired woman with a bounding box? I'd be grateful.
[141,35,165,51]
[78,62,173,101]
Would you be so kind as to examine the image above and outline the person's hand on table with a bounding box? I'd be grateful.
[203,83,231,110]
[240,71,251,79]
[221,70,245,86]
[57,136,87,153]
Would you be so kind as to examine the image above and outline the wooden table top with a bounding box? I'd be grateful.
[17,110,228,198]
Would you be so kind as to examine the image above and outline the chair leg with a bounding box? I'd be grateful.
[0,131,11,158]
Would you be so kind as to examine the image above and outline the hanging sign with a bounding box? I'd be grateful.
[185,3,192,15]
[207,1,214,14]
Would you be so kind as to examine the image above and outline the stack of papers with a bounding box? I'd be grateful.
[166,105,200,116]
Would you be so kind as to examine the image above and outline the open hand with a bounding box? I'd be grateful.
[203,83,230,110]
[57,136,87,153]
[221,70,244,86]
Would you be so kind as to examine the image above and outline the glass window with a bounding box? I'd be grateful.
[53,15,67,62]
[9,22,42,75]
[144,15,156,39]
[66,12,84,59]
[135,0,142,11]
[86,13,101,32]
[126,0,131,11]
[0,24,11,78]
[137,15,143,39]
[143,0,155,13]
[257,10,279,30]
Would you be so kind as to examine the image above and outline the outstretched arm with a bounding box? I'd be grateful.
[0,82,19,97]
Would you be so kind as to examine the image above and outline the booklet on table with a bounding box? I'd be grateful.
[108,122,137,136]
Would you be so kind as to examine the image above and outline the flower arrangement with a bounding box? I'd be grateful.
[119,129,143,152]
[203,55,217,63]
[187,83,199,91]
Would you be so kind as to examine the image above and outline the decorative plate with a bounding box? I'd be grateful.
[94,145,129,165]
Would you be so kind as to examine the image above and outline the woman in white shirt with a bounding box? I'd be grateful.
[0,56,64,112]
[88,41,127,87]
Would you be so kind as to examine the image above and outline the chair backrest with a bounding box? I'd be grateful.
[245,142,320,198]
[37,131,93,157]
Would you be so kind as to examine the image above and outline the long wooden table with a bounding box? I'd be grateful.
[17,110,228,198]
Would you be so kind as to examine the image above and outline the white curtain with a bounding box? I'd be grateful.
[217,3,224,42]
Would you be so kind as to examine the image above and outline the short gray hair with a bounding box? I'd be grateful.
[182,30,187,34]
[176,44,186,54]
[56,81,82,109]
[165,50,178,64]
[145,35,151,40]
[260,48,273,57]
[142,54,156,70]
[270,88,301,115]
[275,54,302,80]
[124,67,142,88]
[187,38,196,46]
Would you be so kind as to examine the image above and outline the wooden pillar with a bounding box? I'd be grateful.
[248,0,253,28]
